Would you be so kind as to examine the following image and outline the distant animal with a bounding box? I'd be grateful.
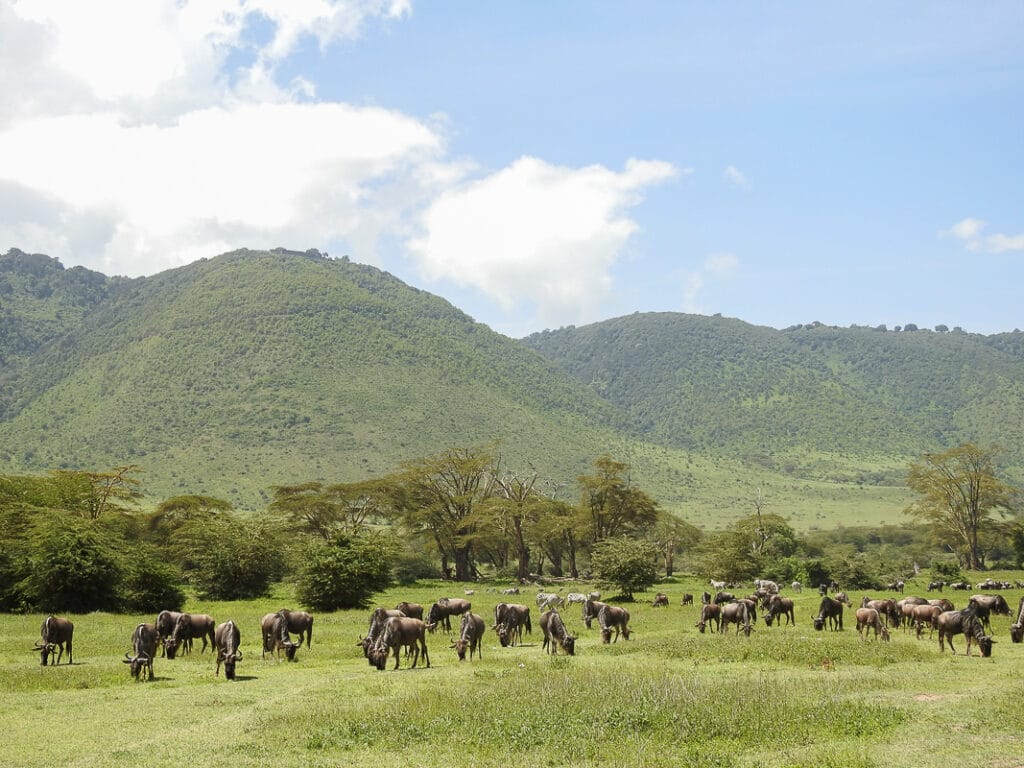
[937,604,994,657]
[928,598,955,613]
[713,591,735,605]
[540,609,576,655]
[764,595,795,627]
[34,616,74,666]
[214,620,242,680]
[860,597,899,627]
[123,623,158,680]
[451,612,485,661]
[710,579,726,591]
[598,605,631,644]
[155,610,184,657]
[261,611,299,662]
[277,608,314,648]
[968,594,1012,632]
[500,587,520,595]
[910,604,944,639]
[720,601,754,636]
[754,579,779,594]
[813,597,845,631]
[927,581,946,592]
[536,592,564,610]
[426,598,472,632]
[791,581,803,593]
[680,593,693,606]
[368,617,430,671]
[701,591,712,605]
[652,593,669,607]
[896,596,930,630]
[885,580,905,593]
[950,581,970,591]
[855,608,890,641]
[493,603,532,647]
[695,603,722,633]
[1009,596,1024,643]
[565,592,589,607]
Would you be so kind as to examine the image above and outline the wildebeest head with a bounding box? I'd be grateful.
[1011,623,1024,643]
[695,620,706,634]
[33,641,55,665]
[163,637,180,659]
[122,652,150,680]
[813,617,825,631]
[220,649,241,680]
[495,622,512,647]
[562,635,576,655]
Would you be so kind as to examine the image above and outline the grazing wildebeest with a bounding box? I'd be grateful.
[950,581,970,591]
[493,603,532,647]
[968,594,1012,633]
[927,581,946,592]
[368,617,430,671]
[652,593,669,608]
[582,599,609,629]
[426,598,471,633]
[214,620,242,679]
[395,602,423,621]
[1010,596,1024,643]
[540,610,576,655]
[123,622,159,680]
[261,611,299,662]
[34,616,74,666]
[720,602,754,636]
[713,591,735,605]
[855,608,890,641]
[860,597,899,627]
[155,610,184,657]
[910,604,944,639]
[360,607,405,658]
[680,593,694,606]
[695,603,722,633]
[701,591,712,605]
[451,612,485,661]
[598,605,631,644]
[813,597,845,631]
[885,580,905,594]
[764,595,795,627]
[937,604,994,657]
[277,608,314,648]
[165,613,216,659]
[928,598,955,613]
[896,596,929,630]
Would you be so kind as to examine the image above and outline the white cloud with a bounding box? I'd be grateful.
[682,252,739,313]
[941,217,1024,254]
[407,156,677,327]
[724,164,750,189]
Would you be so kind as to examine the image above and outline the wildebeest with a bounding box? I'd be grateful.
[928,598,955,613]
[896,596,929,630]
[885,580,905,593]
[968,594,1012,632]
[764,595,795,627]
[360,607,405,657]
[720,601,754,636]
[34,616,74,666]
[695,603,721,633]
[540,610,576,655]
[813,596,845,631]
[451,612,485,661]
[277,608,314,648]
[1010,596,1024,643]
[260,611,299,662]
[426,597,471,633]
[155,610,184,657]
[214,620,242,680]
[123,623,158,680]
[493,603,532,647]
[395,601,424,621]
[597,605,631,644]
[937,604,994,657]
[950,581,970,591]
[855,608,890,641]
[680,593,694,606]
[860,597,899,627]
[652,593,669,607]
[582,599,609,629]
[910,604,944,639]
[368,617,430,671]
[164,613,216,659]
[927,580,946,592]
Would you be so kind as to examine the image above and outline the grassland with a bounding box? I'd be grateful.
[2,576,1023,768]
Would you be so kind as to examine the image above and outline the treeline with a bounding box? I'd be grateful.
[3,447,1021,615]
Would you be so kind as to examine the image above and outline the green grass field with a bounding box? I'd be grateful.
[2,577,1023,768]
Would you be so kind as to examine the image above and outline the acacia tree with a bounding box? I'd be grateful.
[578,455,659,542]
[48,465,143,519]
[905,443,1018,570]
[391,446,497,581]
[648,513,702,576]
[269,479,391,539]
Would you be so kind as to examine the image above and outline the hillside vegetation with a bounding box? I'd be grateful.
[1,247,1021,527]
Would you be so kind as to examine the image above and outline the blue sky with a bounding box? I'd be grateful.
[1,2,1021,337]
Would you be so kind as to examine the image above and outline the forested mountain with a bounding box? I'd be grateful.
[523,314,1024,482]
[1,247,1022,524]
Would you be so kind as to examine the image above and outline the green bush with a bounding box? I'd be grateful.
[589,537,659,600]
[296,531,394,610]
[117,547,185,612]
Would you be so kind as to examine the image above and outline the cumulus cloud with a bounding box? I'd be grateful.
[724,164,750,189]
[942,217,1024,254]
[682,252,738,313]
[407,156,677,327]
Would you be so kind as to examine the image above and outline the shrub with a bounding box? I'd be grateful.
[589,537,659,600]
[118,547,185,612]
[296,531,394,611]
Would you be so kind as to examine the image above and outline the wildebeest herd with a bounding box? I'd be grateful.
[30,582,1024,679]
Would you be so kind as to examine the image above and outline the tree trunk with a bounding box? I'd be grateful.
[454,544,474,582]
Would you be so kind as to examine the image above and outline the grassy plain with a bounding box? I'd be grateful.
[2,577,1023,768]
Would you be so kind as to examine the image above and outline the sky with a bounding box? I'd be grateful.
[1,1,1022,338]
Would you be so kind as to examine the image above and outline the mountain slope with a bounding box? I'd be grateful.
[0,249,628,508]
